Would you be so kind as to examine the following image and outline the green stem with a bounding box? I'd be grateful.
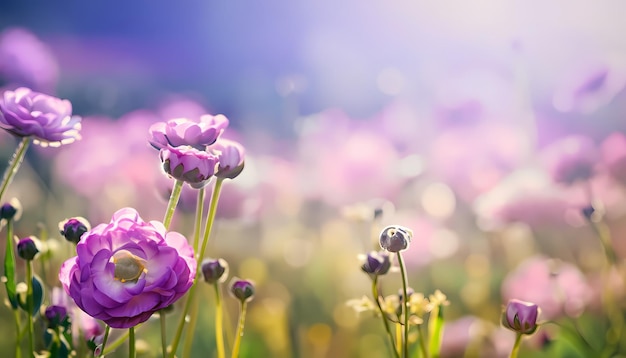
[26,261,35,358]
[169,179,223,358]
[509,333,522,358]
[13,309,21,358]
[161,310,168,358]
[197,178,223,265]
[372,277,399,358]
[215,283,226,358]
[102,329,130,355]
[129,327,136,358]
[193,188,205,251]
[163,180,184,229]
[397,252,410,358]
[231,302,248,358]
[182,294,200,358]
[98,325,110,357]
[0,137,32,203]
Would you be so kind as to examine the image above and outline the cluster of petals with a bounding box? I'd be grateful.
[58,208,196,328]
[0,87,81,147]
[149,114,245,186]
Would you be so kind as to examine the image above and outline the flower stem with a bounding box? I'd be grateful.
[0,137,32,203]
[509,333,522,358]
[417,324,428,358]
[193,188,205,251]
[163,180,183,230]
[231,301,248,358]
[161,310,168,358]
[13,308,21,358]
[25,260,35,357]
[182,294,200,358]
[372,277,399,358]
[197,178,223,265]
[397,252,410,358]
[129,326,136,358]
[214,283,226,358]
[99,325,110,357]
[169,179,224,358]
[102,328,131,355]
[428,303,444,358]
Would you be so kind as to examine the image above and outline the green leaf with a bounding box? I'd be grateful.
[18,275,44,316]
[3,222,18,309]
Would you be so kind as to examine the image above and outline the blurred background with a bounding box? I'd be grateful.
[1,0,626,357]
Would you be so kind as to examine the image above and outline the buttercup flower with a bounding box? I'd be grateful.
[502,299,540,335]
[58,208,196,328]
[45,305,69,329]
[59,217,91,244]
[149,114,229,150]
[211,139,245,179]
[360,251,391,278]
[0,87,81,147]
[379,225,413,253]
[230,278,255,303]
[160,145,219,188]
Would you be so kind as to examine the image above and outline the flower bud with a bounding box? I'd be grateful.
[360,251,391,278]
[212,139,245,179]
[379,225,413,253]
[160,145,219,188]
[201,258,229,284]
[502,299,540,335]
[45,304,68,328]
[0,198,21,221]
[230,278,255,303]
[17,236,39,260]
[59,217,91,244]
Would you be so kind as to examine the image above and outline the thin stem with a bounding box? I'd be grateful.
[509,333,522,358]
[26,261,35,358]
[397,252,410,358]
[197,178,224,265]
[193,188,205,251]
[214,283,226,358]
[98,325,111,357]
[372,277,399,358]
[182,295,200,358]
[13,309,21,358]
[129,327,136,358]
[102,328,131,355]
[0,137,32,203]
[169,179,223,358]
[163,180,184,229]
[231,302,248,358]
[395,323,402,357]
[161,310,168,358]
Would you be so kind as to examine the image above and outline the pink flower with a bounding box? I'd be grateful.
[149,114,229,150]
[160,145,219,188]
[502,256,590,320]
[601,132,626,185]
[542,135,597,185]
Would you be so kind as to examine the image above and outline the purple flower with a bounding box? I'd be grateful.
[17,236,39,260]
[0,27,59,92]
[45,305,68,328]
[0,87,81,147]
[502,299,540,335]
[230,278,255,303]
[149,114,229,150]
[212,139,245,179]
[59,217,91,244]
[58,208,196,329]
[0,197,21,221]
[360,251,391,277]
[379,225,413,253]
[160,145,219,188]
[201,258,229,284]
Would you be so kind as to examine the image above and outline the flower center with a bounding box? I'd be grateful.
[112,250,147,283]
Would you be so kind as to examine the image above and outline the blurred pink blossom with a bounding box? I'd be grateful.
[601,132,626,186]
[541,135,598,185]
[502,255,591,320]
